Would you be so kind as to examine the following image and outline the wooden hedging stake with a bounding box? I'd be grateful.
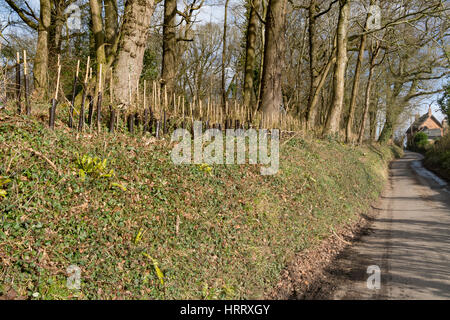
[96,63,103,132]
[78,93,87,132]
[155,120,160,139]
[49,64,61,129]
[78,57,90,132]
[96,91,103,132]
[108,105,115,133]
[163,110,166,134]
[127,114,134,133]
[143,80,148,133]
[23,50,31,115]
[143,108,149,133]
[87,95,94,127]
[149,104,154,133]
[148,118,154,134]
[135,112,140,132]
[15,52,22,114]
[49,99,57,129]
[69,60,80,128]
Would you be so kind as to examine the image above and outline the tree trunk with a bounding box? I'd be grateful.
[256,0,268,111]
[113,0,156,106]
[104,0,119,57]
[90,0,107,66]
[307,45,336,130]
[243,0,260,110]
[47,1,65,69]
[259,0,287,117]
[378,109,396,144]
[33,0,51,98]
[369,107,377,141]
[323,0,350,136]
[357,58,375,144]
[221,0,230,108]
[358,42,380,144]
[345,0,375,142]
[161,0,178,98]
[345,34,366,142]
[378,81,406,143]
[305,0,319,128]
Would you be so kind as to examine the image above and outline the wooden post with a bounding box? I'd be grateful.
[78,56,90,132]
[143,80,148,133]
[149,103,154,134]
[127,114,134,133]
[135,112,140,132]
[87,95,94,127]
[163,110,166,134]
[15,52,22,114]
[108,105,115,133]
[143,108,149,133]
[96,63,103,132]
[23,50,31,115]
[156,120,160,139]
[49,64,61,129]
[69,60,80,128]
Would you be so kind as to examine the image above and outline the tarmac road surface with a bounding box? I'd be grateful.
[332,151,450,300]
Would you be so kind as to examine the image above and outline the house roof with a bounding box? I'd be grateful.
[406,111,443,134]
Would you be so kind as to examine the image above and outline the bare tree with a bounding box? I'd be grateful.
[161,0,177,96]
[243,0,260,110]
[345,0,376,143]
[113,0,157,106]
[259,0,287,116]
[358,40,382,144]
[323,0,350,136]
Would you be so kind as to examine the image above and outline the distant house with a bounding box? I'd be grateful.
[406,108,448,144]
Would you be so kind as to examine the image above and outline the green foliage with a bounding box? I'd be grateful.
[74,153,114,181]
[197,163,213,176]
[424,133,450,180]
[414,132,429,145]
[0,177,11,199]
[409,132,430,153]
[438,82,450,120]
[142,253,164,286]
[110,182,127,191]
[141,47,160,82]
